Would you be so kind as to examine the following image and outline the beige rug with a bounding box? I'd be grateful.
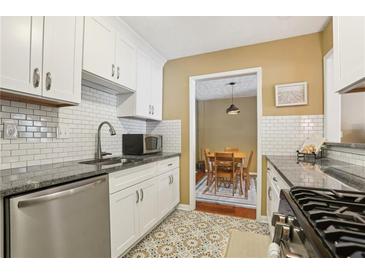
[225,230,271,258]
[125,210,269,258]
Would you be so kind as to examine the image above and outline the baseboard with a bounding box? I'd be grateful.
[256,215,268,223]
[177,203,194,211]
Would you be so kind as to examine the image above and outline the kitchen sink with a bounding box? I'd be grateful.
[79,157,139,166]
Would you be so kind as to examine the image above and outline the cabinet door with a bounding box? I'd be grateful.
[150,60,163,120]
[0,198,3,258]
[138,178,159,235]
[42,17,83,103]
[110,185,140,258]
[136,50,152,118]
[0,16,43,96]
[115,35,137,91]
[334,17,365,91]
[170,168,180,208]
[83,17,116,83]
[158,173,172,218]
[158,168,180,218]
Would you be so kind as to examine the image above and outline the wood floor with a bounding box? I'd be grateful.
[196,201,256,219]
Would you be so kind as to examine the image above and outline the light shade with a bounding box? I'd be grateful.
[226,104,240,115]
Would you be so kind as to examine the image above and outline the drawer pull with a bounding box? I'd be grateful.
[140,189,144,202]
[273,177,278,182]
[168,163,173,166]
[136,190,139,203]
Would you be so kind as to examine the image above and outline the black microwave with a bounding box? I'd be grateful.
[122,134,163,155]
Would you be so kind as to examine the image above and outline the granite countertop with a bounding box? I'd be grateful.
[0,152,180,198]
[266,155,365,192]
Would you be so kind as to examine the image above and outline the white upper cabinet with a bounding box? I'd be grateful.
[0,16,83,105]
[117,50,164,120]
[0,16,43,96]
[333,16,365,93]
[83,17,115,83]
[115,35,137,91]
[151,60,163,120]
[42,17,83,103]
[83,17,137,92]
[135,50,152,118]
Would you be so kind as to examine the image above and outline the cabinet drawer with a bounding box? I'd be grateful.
[157,157,179,174]
[109,162,157,194]
[271,172,289,191]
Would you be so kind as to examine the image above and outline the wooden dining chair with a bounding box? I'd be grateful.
[224,147,239,152]
[214,152,236,195]
[204,148,214,186]
[238,151,253,198]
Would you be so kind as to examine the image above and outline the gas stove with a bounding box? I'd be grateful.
[272,186,365,258]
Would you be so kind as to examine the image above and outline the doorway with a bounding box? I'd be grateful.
[189,68,263,221]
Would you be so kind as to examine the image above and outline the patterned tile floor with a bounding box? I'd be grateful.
[124,210,269,258]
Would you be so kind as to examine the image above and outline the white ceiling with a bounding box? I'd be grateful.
[196,74,257,101]
[121,16,329,60]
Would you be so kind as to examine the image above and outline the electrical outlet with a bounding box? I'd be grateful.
[4,122,18,139]
[56,124,71,139]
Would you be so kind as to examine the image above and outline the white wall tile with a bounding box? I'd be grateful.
[147,120,181,153]
[262,115,324,156]
[1,86,181,170]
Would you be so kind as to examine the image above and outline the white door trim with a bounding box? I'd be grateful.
[188,67,264,221]
[323,49,341,143]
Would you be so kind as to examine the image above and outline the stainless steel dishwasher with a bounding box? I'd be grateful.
[4,175,111,258]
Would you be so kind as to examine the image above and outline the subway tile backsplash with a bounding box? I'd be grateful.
[0,86,181,170]
[262,115,324,155]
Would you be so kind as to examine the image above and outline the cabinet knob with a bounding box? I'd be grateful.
[33,68,40,88]
[45,72,52,91]
[112,64,115,77]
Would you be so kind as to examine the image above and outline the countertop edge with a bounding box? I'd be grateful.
[0,153,181,198]
[265,156,294,188]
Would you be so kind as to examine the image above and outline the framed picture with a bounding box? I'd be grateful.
[275,82,308,107]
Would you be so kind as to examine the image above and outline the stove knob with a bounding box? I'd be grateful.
[271,212,287,226]
[281,224,291,242]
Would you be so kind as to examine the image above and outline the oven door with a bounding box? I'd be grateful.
[143,135,162,154]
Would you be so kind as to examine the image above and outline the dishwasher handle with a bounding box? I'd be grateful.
[17,179,105,208]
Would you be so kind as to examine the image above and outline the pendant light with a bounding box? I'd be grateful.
[226,82,240,115]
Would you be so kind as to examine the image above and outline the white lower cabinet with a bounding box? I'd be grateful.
[266,161,289,239]
[138,178,159,234]
[109,157,180,257]
[158,168,180,218]
[0,198,3,258]
[109,184,140,258]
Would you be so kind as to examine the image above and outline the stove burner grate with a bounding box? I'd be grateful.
[290,187,365,258]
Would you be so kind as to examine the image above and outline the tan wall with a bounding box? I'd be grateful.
[320,18,333,56]
[163,32,324,205]
[197,97,257,172]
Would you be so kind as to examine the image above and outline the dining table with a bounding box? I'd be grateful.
[207,151,246,164]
